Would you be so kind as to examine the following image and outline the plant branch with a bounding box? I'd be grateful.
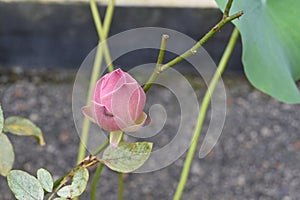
[143,34,169,92]
[173,27,240,200]
[159,10,243,73]
[48,156,100,200]
[90,0,114,71]
[224,0,234,18]
[77,0,115,164]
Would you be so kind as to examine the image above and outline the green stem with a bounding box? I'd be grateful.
[48,140,108,198]
[92,138,109,155]
[224,0,234,18]
[159,10,243,73]
[90,0,114,71]
[48,156,99,200]
[118,173,124,200]
[143,34,169,92]
[109,131,124,148]
[77,0,115,164]
[91,163,105,200]
[173,27,240,200]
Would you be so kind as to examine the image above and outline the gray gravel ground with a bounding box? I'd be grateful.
[0,69,300,200]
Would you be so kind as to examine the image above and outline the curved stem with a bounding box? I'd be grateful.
[91,163,105,200]
[173,27,240,200]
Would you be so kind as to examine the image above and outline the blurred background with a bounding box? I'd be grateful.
[1,1,300,200]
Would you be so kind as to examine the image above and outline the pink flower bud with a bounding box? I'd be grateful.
[82,68,147,132]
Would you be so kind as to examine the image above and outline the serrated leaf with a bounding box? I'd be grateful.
[216,0,300,103]
[7,170,44,200]
[102,142,153,173]
[37,168,53,192]
[57,168,89,198]
[0,104,3,133]
[0,134,14,176]
[4,116,45,146]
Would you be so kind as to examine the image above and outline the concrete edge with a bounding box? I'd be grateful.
[0,0,218,8]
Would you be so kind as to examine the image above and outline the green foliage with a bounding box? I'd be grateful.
[4,116,45,146]
[216,0,300,103]
[57,168,89,199]
[0,134,14,176]
[102,142,153,173]
[7,170,44,200]
[37,168,53,193]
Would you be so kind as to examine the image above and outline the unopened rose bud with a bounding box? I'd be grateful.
[82,68,147,132]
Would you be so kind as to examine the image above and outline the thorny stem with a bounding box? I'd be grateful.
[224,0,234,18]
[173,27,240,200]
[48,156,100,200]
[158,10,243,73]
[143,34,169,92]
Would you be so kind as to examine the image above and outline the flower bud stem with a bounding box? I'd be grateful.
[110,131,124,148]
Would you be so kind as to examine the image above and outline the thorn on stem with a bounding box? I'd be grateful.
[162,34,169,39]
[190,50,197,55]
[213,25,219,31]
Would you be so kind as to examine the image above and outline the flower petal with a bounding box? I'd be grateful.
[122,112,147,132]
[110,82,141,124]
[82,106,97,124]
[91,101,124,131]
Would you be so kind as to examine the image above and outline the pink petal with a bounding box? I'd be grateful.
[122,112,147,132]
[82,106,97,124]
[110,82,141,125]
[91,101,124,131]
[99,69,126,98]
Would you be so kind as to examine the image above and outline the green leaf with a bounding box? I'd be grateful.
[57,168,89,198]
[4,116,45,146]
[216,0,300,103]
[0,134,14,176]
[102,142,153,173]
[54,198,67,200]
[7,170,44,200]
[37,168,53,192]
[0,104,3,133]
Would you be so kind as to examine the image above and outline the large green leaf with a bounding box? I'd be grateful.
[57,168,89,198]
[102,142,153,173]
[216,0,300,103]
[0,134,14,176]
[4,116,45,146]
[7,170,44,200]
